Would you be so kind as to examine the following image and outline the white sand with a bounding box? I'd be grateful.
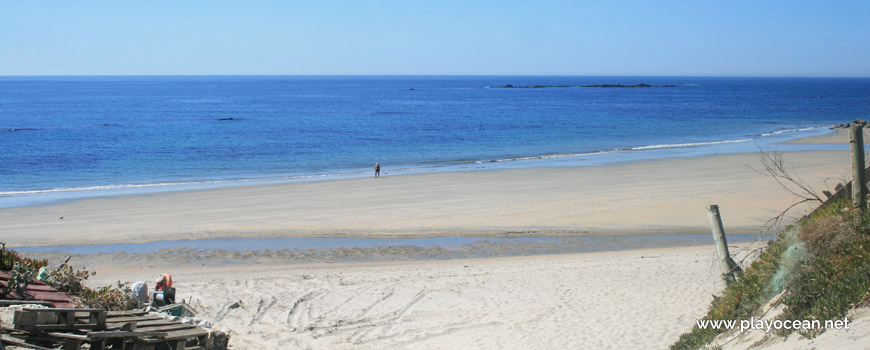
[0,150,852,247]
[88,245,739,350]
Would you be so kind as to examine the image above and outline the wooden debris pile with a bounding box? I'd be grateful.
[0,271,75,308]
[0,307,227,350]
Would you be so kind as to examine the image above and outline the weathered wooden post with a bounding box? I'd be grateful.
[707,205,742,284]
[850,125,867,210]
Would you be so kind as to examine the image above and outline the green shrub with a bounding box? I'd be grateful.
[0,243,47,298]
[77,281,141,311]
[670,235,787,350]
[46,264,96,295]
[671,199,870,349]
[0,243,139,311]
[779,210,870,337]
[0,262,36,297]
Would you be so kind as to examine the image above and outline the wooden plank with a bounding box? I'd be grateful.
[132,343,156,350]
[14,310,45,326]
[24,308,101,313]
[0,335,57,350]
[58,311,76,327]
[15,309,107,331]
[19,284,61,292]
[133,323,196,333]
[0,300,55,306]
[16,324,101,331]
[45,332,88,341]
[128,320,180,327]
[88,331,168,339]
[105,319,181,330]
[161,327,209,341]
[93,311,107,329]
[64,339,82,350]
[10,334,71,348]
[105,316,166,324]
[102,314,163,323]
[106,310,148,317]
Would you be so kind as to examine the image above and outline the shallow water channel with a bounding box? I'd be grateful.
[19,234,769,264]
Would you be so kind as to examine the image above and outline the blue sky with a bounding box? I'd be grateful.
[1,1,868,76]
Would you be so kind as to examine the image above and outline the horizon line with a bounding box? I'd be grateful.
[1,73,869,78]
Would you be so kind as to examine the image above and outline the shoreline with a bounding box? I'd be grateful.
[0,125,837,209]
[0,147,850,247]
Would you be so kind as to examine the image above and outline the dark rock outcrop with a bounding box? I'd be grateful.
[834,119,868,129]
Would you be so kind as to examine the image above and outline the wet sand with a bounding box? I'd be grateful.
[23,233,767,269]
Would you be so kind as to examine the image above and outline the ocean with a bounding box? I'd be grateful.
[2,75,869,207]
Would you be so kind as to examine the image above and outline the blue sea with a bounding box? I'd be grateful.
[2,76,869,208]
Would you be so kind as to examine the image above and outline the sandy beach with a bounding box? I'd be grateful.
[0,149,852,248]
[85,245,742,350]
[3,132,863,349]
[4,1,867,348]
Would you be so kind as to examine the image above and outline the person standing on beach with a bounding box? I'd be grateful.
[374,163,381,178]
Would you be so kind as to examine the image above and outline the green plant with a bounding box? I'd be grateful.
[0,244,141,311]
[670,235,788,350]
[77,281,141,311]
[0,242,47,271]
[778,210,870,337]
[0,242,47,298]
[671,199,870,349]
[1,262,36,297]
[46,264,96,295]
[44,264,140,310]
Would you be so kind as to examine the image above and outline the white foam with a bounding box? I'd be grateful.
[631,138,754,151]
[759,126,825,137]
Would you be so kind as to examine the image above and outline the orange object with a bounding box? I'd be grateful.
[155,274,173,291]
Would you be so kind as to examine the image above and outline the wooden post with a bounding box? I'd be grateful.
[707,205,742,284]
[851,125,867,210]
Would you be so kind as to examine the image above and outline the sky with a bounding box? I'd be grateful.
[1,1,868,76]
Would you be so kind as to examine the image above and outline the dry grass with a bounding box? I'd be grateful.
[797,210,854,254]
